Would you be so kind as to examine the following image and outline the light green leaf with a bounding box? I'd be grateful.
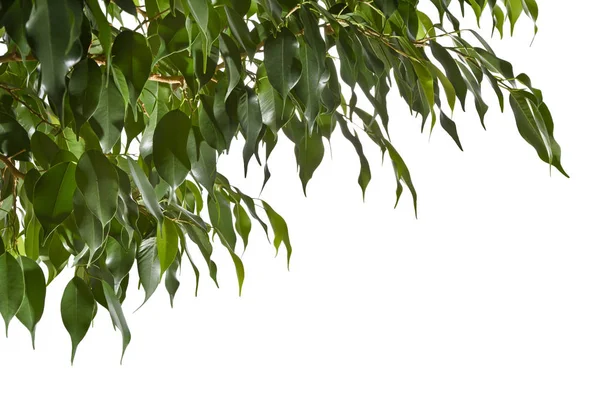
[234,203,252,250]
[157,218,179,275]
[262,200,292,268]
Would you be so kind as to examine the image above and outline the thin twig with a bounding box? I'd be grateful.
[0,154,25,180]
[0,83,57,127]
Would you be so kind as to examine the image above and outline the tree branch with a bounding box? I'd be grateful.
[0,52,186,85]
[0,154,25,180]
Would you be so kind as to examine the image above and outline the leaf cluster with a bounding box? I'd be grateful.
[0,0,562,361]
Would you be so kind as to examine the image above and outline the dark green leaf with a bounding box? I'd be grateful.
[75,150,119,226]
[153,110,191,189]
[33,161,77,236]
[0,252,24,336]
[112,30,153,109]
[16,257,46,347]
[61,277,95,364]
[264,27,302,102]
[136,237,161,307]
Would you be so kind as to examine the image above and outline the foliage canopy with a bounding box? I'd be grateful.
[0,0,565,362]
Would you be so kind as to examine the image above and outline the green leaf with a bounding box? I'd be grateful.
[336,113,371,198]
[25,0,83,113]
[191,141,217,195]
[429,41,467,110]
[89,76,126,152]
[507,0,523,35]
[256,65,294,133]
[262,200,292,268]
[219,33,242,100]
[295,130,324,195]
[105,236,136,290]
[0,0,32,55]
[16,257,46,348]
[33,161,77,236]
[75,150,119,226]
[234,202,252,250]
[224,6,257,60]
[509,91,567,176]
[68,58,103,131]
[384,139,418,215]
[61,277,96,364]
[112,30,152,109]
[157,218,179,275]
[86,0,112,71]
[101,281,131,363]
[294,38,328,132]
[73,188,106,257]
[164,256,180,307]
[237,87,263,175]
[24,217,42,261]
[136,237,161,307]
[113,0,137,15]
[0,252,24,336]
[30,131,59,169]
[208,191,236,250]
[440,111,463,151]
[127,158,164,225]
[264,27,302,102]
[0,111,30,161]
[153,110,191,189]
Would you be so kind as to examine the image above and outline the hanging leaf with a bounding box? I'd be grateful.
[157,218,179,275]
[136,237,161,306]
[26,0,84,113]
[101,281,131,363]
[75,150,119,226]
[112,30,152,109]
[0,252,24,336]
[264,27,302,103]
[16,257,46,347]
[33,161,77,237]
[153,110,191,189]
[61,277,96,364]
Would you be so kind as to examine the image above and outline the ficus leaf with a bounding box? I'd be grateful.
[75,150,119,226]
[153,110,192,189]
[16,257,46,348]
[33,161,77,237]
[61,277,96,364]
[0,252,24,336]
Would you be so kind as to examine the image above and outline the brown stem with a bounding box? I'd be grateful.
[0,154,25,180]
[1,52,187,85]
[0,53,36,63]
[0,83,57,126]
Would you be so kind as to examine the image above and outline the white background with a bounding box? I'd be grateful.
[2,2,600,399]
